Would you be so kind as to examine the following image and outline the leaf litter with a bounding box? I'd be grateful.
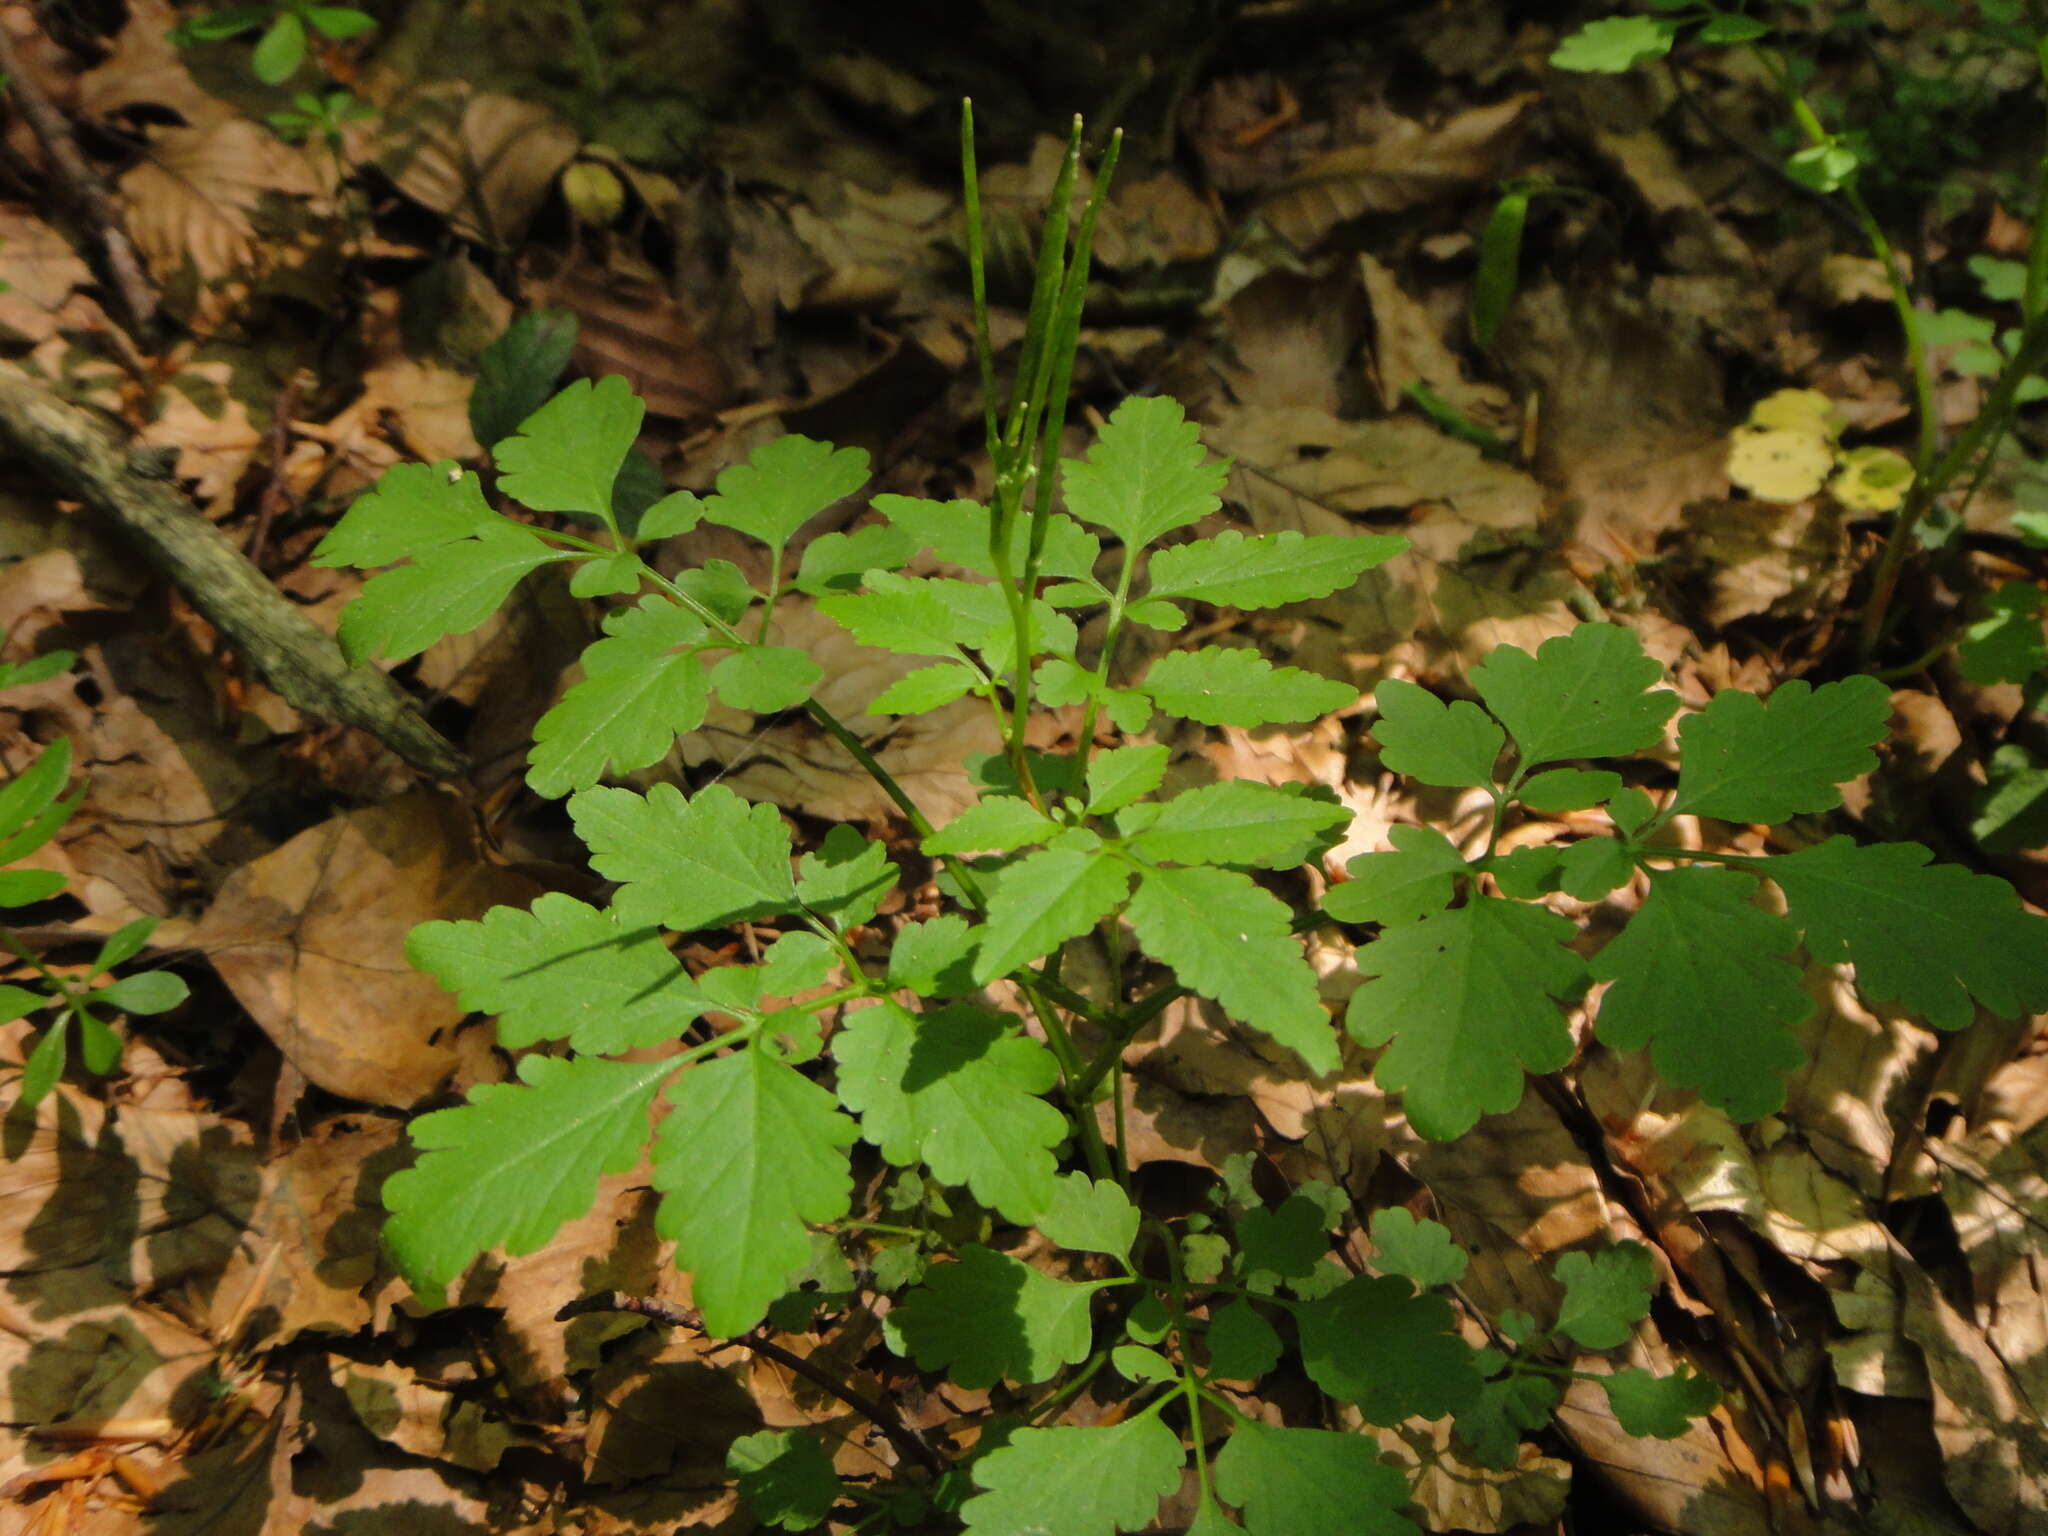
[0,2,2041,1533]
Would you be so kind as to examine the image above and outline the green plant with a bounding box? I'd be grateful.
[1550,4,2048,665]
[0,652,190,1108]
[265,86,375,150]
[312,109,2048,1532]
[171,2,376,87]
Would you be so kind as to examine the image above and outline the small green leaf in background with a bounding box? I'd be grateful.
[336,522,559,664]
[1143,529,1404,609]
[636,490,705,542]
[1769,837,2048,1029]
[1212,1421,1420,1536]
[1600,1366,1721,1438]
[1669,675,1889,824]
[251,9,307,81]
[1237,1192,1329,1281]
[1348,899,1585,1140]
[1957,581,2048,685]
[1127,865,1336,1075]
[1591,868,1811,1120]
[971,847,1131,982]
[1061,395,1229,552]
[1549,14,1677,71]
[796,825,896,928]
[1295,1275,1484,1423]
[0,736,72,837]
[1127,781,1348,870]
[1974,743,2048,854]
[832,1002,1066,1224]
[869,661,982,715]
[312,461,499,569]
[708,645,822,714]
[890,1245,1095,1388]
[1371,678,1503,788]
[924,798,1063,856]
[384,1054,675,1288]
[468,310,578,449]
[961,1417,1185,1536]
[1141,647,1355,728]
[794,521,920,593]
[1084,743,1170,815]
[0,869,66,906]
[1559,836,1636,900]
[1368,1208,1467,1289]
[1204,1299,1283,1380]
[703,434,869,550]
[1517,768,1622,812]
[727,1429,840,1531]
[653,1048,856,1337]
[1039,1173,1141,1256]
[1323,825,1468,926]
[494,375,645,522]
[1554,1242,1655,1350]
[1470,623,1678,768]
[1471,188,1530,349]
[570,783,798,933]
[407,893,712,1054]
[527,598,710,797]
[90,972,188,1015]
[1457,1371,1562,1468]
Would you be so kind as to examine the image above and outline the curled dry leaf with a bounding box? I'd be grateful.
[362,88,578,250]
[192,792,541,1107]
[1258,96,1536,253]
[119,114,322,289]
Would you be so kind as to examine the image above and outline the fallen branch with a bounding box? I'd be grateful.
[0,26,159,341]
[554,1290,949,1476]
[0,368,465,777]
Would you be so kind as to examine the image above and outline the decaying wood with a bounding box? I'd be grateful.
[0,367,466,777]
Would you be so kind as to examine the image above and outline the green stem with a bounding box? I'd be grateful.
[1857,307,2048,662]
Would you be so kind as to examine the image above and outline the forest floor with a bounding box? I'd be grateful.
[0,1,2044,1532]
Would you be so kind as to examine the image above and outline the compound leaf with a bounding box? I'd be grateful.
[962,1417,1183,1536]
[1456,1373,1562,1469]
[925,798,1063,856]
[1371,679,1503,789]
[1295,1275,1484,1423]
[794,521,920,594]
[338,522,558,664]
[1554,1243,1654,1350]
[384,1053,673,1287]
[570,783,798,933]
[312,461,498,568]
[1368,1208,1467,1289]
[869,662,982,716]
[1768,836,2048,1029]
[972,847,1131,983]
[407,892,713,1053]
[528,598,709,797]
[1212,1421,1418,1536]
[1127,781,1349,869]
[1347,899,1584,1140]
[493,374,644,520]
[1085,743,1169,814]
[1669,676,1890,824]
[703,434,869,550]
[1238,1193,1329,1280]
[1061,395,1228,552]
[819,570,969,658]
[891,1245,1095,1388]
[1600,1367,1721,1438]
[1144,529,1405,609]
[727,1429,840,1531]
[1142,647,1355,728]
[1040,1174,1140,1257]
[795,824,895,928]
[875,494,1100,581]
[653,1048,856,1336]
[1128,865,1336,1075]
[1470,624,1678,768]
[1205,1299,1283,1381]
[1591,868,1811,1120]
[1323,825,1468,926]
[832,1002,1066,1224]
[708,645,823,714]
